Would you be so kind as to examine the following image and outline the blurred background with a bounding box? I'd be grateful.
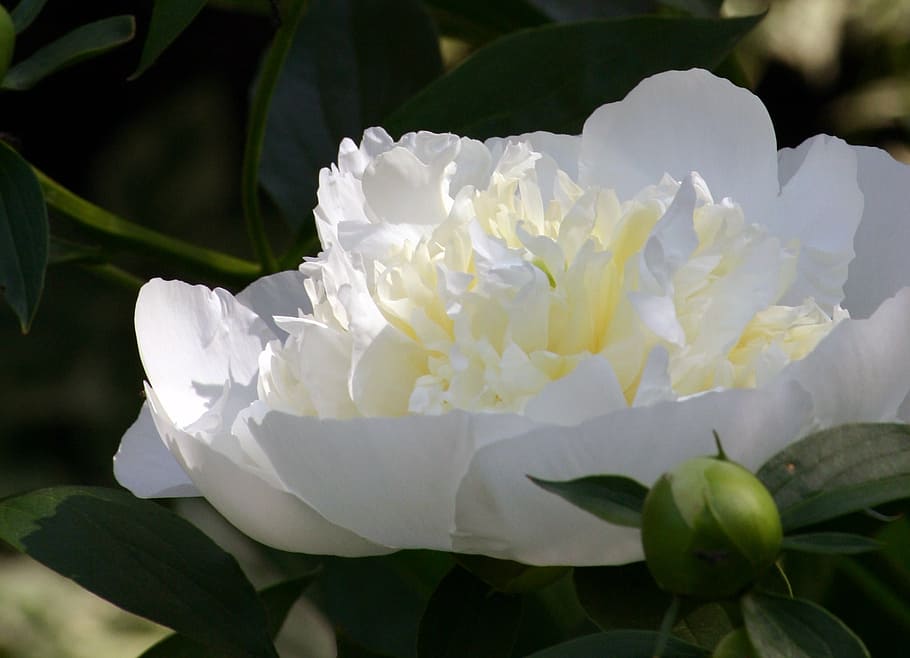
[1,0,909,656]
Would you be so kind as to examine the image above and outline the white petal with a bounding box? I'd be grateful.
[452,382,813,565]
[524,355,626,426]
[361,140,458,225]
[351,325,427,416]
[843,146,910,318]
[143,387,388,556]
[114,403,199,498]
[633,347,673,407]
[486,131,581,184]
[135,279,267,428]
[774,135,863,307]
[242,407,535,550]
[236,269,312,337]
[779,287,910,426]
[579,69,779,221]
[314,166,369,250]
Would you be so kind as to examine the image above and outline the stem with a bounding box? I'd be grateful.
[653,595,681,658]
[241,0,308,273]
[36,169,261,285]
[79,263,144,291]
[774,560,794,598]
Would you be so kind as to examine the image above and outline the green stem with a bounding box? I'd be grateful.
[79,263,144,291]
[834,557,910,631]
[36,169,261,285]
[241,0,308,274]
[653,595,681,658]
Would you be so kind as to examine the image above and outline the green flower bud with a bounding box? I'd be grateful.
[641,455,782,600]
[0,5,14,82]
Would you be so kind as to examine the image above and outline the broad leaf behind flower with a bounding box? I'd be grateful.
[0,486,278,658]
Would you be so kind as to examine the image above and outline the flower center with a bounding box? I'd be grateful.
[257,140,844,419]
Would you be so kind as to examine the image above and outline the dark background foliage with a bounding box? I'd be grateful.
[1,1,909,655]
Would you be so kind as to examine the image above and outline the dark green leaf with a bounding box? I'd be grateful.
[573,563,669,630]
[417,565,523,658]
[741,591,870,658]
[455,554,569,593]
[385,14,762,139]
[261,0,442,231]
[781,532,884,555]
[11,0,48,32]
[0,486,277,658]
[424,0,548,39]
[139,574,317,658]
[781,476,910,532]
[318,551,452,658]
[0,140,47,333]
[510,571,594,656]
[659,0,724,17]
[529,474,648,527]
[525,631,709,657]
[756,423,910,531]
[131,0,207,79]
[2,15,135,90]
[529,0,661,21]
[672,602,737,650]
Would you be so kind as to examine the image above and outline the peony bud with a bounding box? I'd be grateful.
[641,454,782,599]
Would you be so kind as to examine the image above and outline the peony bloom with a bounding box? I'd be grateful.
[115,69,910,566]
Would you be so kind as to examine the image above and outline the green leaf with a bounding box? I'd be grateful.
[672,602,738,650]
[455,554,569,593]
[529,474,648,528]
[138,575,318,658]
[261,0,442,231]
[318,551,452,658]
[741,591,870,658]
[529,0,661,21]
[131,0,207,79]
[781,532,884,555]
[0,140,47,333]
[660,0,724,17]
[416,565,523,658]
[525,631,709,657]
[11,0,48,33]
[385,14,762,139]
[424,0,548,39]
[573,563,669,631]
[756,423,910,531]
[0,486,277,658]
[1,15,135,90]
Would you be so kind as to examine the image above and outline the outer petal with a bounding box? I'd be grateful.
[114,403,198,498]
[773,135,863,307]
[843,146,910,318]
[241,406,536,551]
[144,386,389,556]
[579,69,779,221]
[236,269,312,336]
[135,279,269,428]
[452,382,814,565]
[779,287,910,426]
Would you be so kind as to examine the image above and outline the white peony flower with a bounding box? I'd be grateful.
[114,69,910,566]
